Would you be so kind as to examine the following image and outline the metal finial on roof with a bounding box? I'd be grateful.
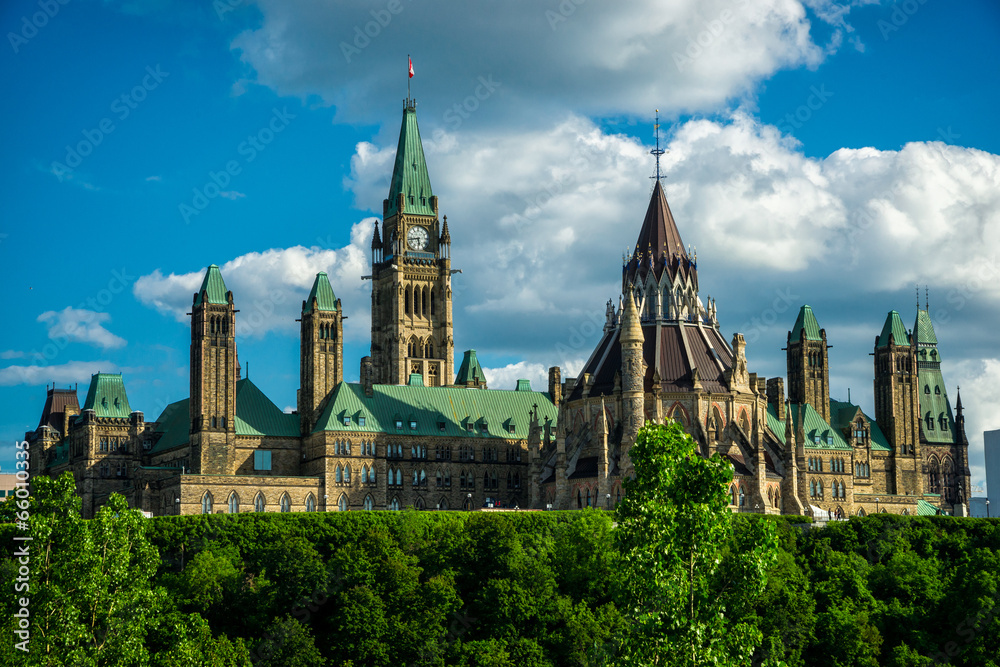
[916,285,920,310]
[650,109,666,183]
[925,286,930,312]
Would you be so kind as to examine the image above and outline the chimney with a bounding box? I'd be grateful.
[548,366,562,406]
[766,377,785,421]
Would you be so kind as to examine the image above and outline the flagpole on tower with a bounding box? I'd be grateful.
[407,54,411,103]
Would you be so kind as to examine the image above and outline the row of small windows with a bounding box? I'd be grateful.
[577,487,621,508]
[99,436,128,453]
[99,397,123,409]
[404,285,436,318]
[925,412,949,432]
[727,485,781,509]
[317,322,337,339]
[855,462,871,477]
[406,337,435,359]
[924,384,942,395]
[98,462,128,478]
[807,351,823,368]
[208,316,229,335]
[202,491,313,514]
[808,457,847,473]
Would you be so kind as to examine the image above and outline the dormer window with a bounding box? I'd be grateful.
[395,419,403,430]
[925,385,930,394]
[466,422,474,432]
[935,386,941,395]
[358,417,366,427]
[508,423,516,434]
[481,421,489,434]
[410,420,417,430]
[343,416,351,426]
[101,397,108,408]
[438,420,446,432]
[113,397,120,408]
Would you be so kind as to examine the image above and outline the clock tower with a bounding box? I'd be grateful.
[369,98,455,386]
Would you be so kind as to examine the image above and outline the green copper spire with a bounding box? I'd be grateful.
[386,104,435,218]
[876,310,910,348]
[914,308,939,347]
[82,373,132,418]
[455,349,487,387]
[302,272,338,314]
[790,305,822,342]
[194,264,228,306]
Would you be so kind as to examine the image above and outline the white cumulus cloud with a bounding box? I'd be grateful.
[133,220,373,340]
[37,307,127,350]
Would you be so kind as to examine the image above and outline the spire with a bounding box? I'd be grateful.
[371,222,381,250]
[790,305,822,342]
[386,103,434,218]
[194,264,228,306]
[650,109,666,183]
[620,287,643,343]
[876,310,910,348]
[914,308,939,347]
[623,180,690,289]
[302,272,338,314]
[956,386,963,413]
[440,215,451,244]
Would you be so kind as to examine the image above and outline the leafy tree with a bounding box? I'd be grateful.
[251,615,324,667]
[612,421,778,667]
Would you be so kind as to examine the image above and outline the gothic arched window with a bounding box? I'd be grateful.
[254,492,265,512]
[928,458,940,494]
[280,494,291,512]
[201,492,213,515]
[228,492,239,514]
[306,494,316,512]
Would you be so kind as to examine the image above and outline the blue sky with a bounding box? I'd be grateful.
[3,0,999,490]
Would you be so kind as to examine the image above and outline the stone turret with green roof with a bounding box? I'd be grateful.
[190,263,238,475]
[455,349,487,389]
[786,305,830,424]
[299,272,344,434]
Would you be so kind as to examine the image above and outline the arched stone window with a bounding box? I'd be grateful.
[928,458,940,494]
[344,464,352,484]
[201,492,213,514]
[228,492,239,514]
[577,489,583,509]
[335,464,343,483]
[414,497,425,510]
[280,493,291,513]
[943,458,954,499]
[254,492,265,512]
[738,486,745,507]
[390,497,400,511]
[364,495,374,511]
[405,285,412,315]
[338,494,348,512]
[306,493,316,512]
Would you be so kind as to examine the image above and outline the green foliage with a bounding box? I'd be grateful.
[8,470,1000,666]
[613,421,778,667]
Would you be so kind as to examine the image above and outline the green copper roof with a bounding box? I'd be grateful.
[828,399,892,452]
[194,264,228,306]
[386,106,435,218]
[455,349,487,386]
[765,404,787,445]
[790,305,822,342]
[313,382,557,440]
[914,309,939,346]
[234,378,300,437]
[918,370,955,444]
[82,373,131,418]
[876,310,910,348]
[918,498,942,516]
[302,272,338,314]
[151,398,190,454]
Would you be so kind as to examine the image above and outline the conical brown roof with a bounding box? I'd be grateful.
[624,181,695,288]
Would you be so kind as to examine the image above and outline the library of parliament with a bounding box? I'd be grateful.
[26,94,971,519]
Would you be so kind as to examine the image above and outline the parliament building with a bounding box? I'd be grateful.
[26,94,971,519]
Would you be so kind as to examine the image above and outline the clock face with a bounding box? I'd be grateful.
[407,226,429,250]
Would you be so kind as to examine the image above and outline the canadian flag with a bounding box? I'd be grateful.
[408,57,414,78]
